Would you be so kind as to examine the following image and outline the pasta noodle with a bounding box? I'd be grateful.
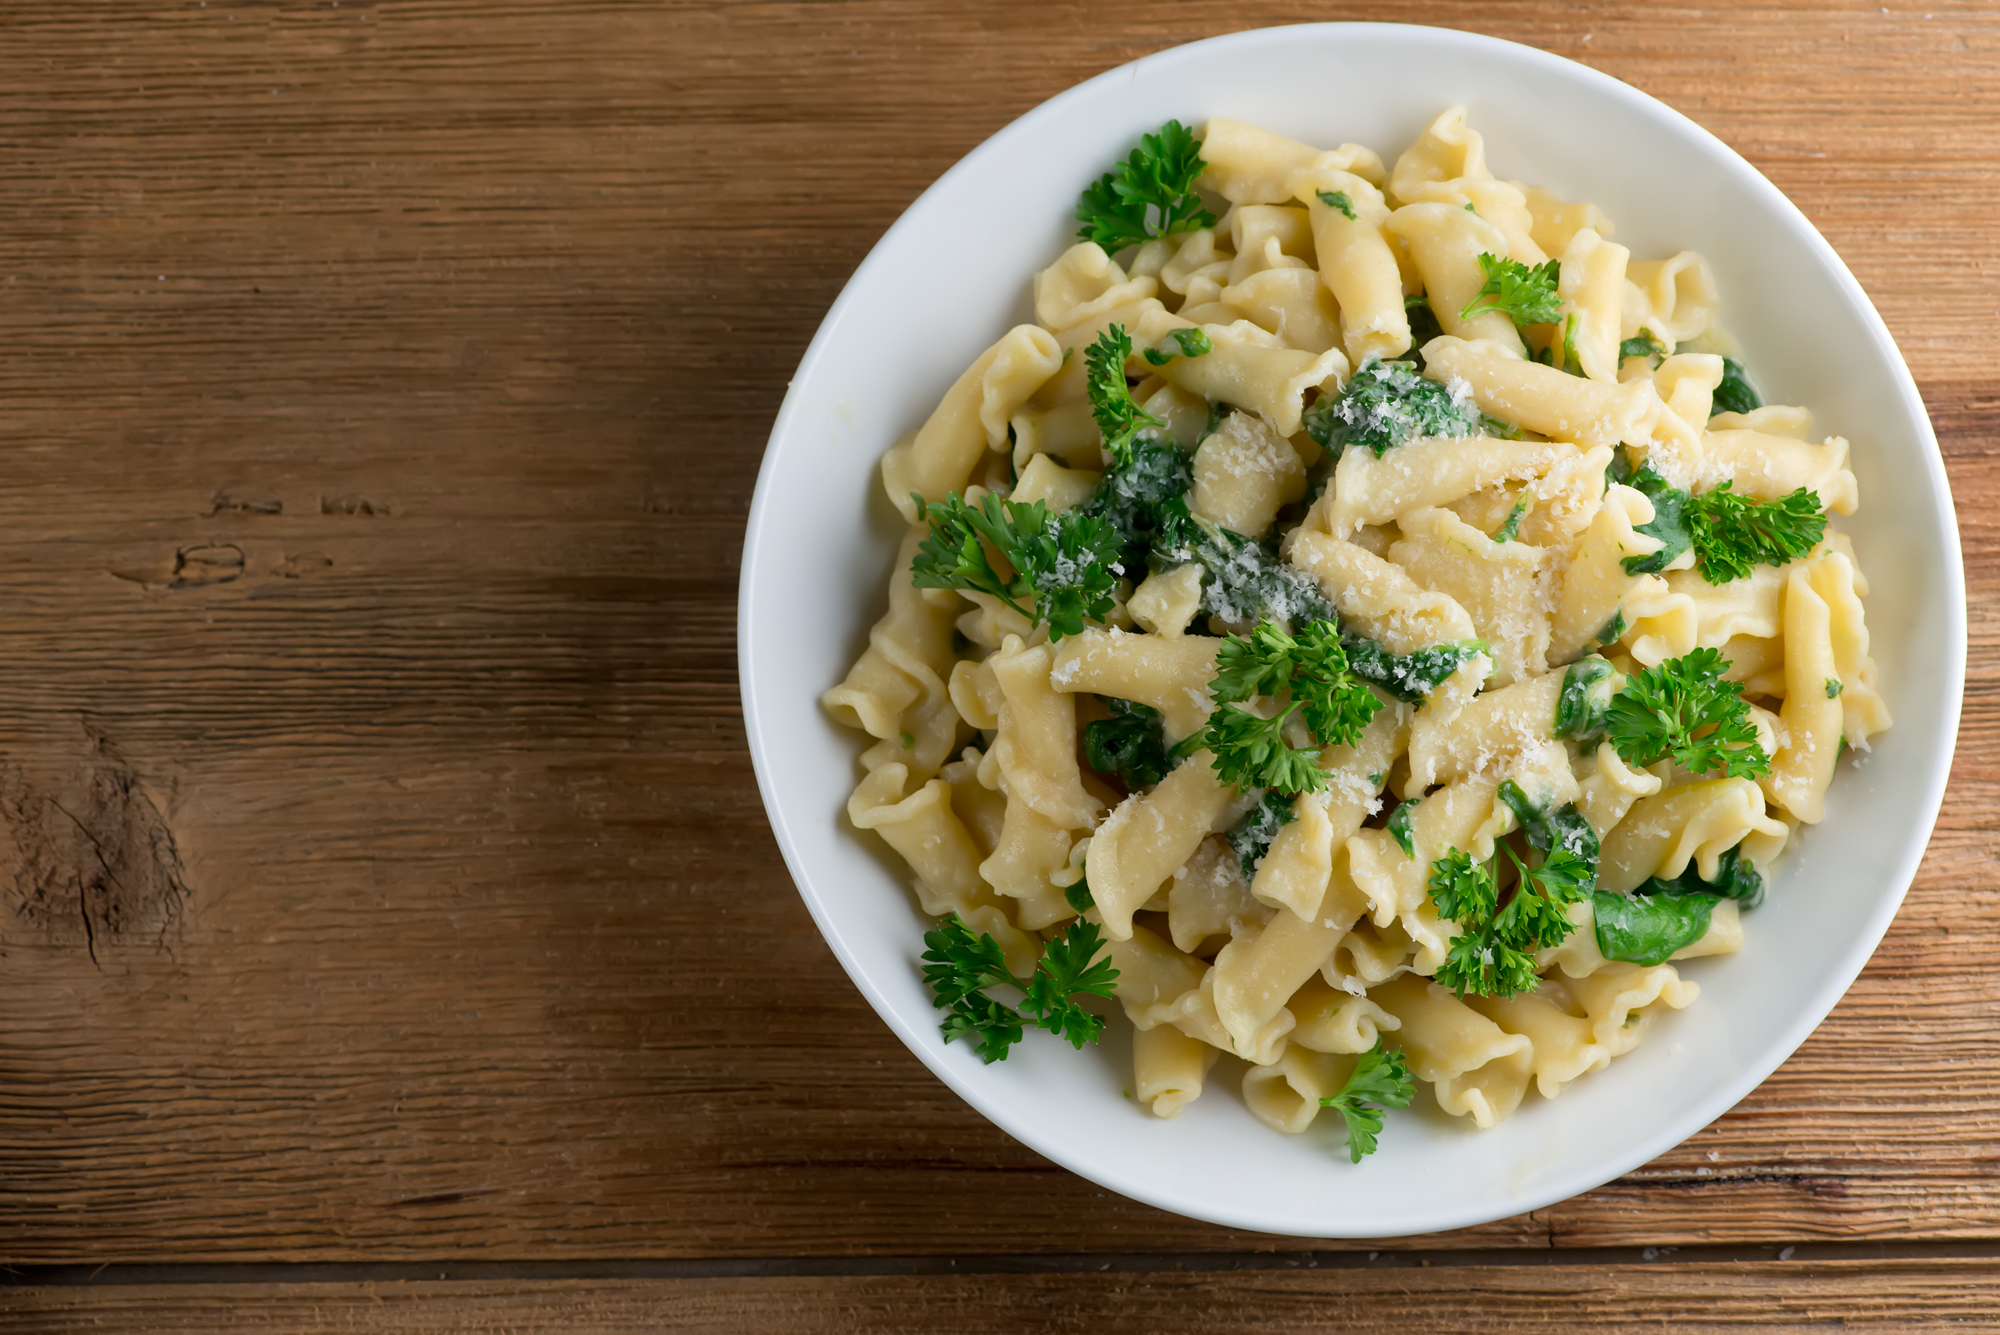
[824,107,1889,1152]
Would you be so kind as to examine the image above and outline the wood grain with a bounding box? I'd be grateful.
[0,0,1995,1283]
[10,1259,2000,1332]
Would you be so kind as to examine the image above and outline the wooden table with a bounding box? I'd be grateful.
[0,2,1993,1328]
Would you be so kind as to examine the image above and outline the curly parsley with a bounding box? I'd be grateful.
[1459,252,1563,329]
[1683,482,1827,584]
[1186,618,1382,795]
[1074,119,1216,254]
[910,491,1122,641]
[1428,833,1595,1000]
[921,914,1120,1063]
[1617,464,1825,586]
[1319,1039,1416,1162]
[1084,323,1165,464]
[1604,648,1770,779]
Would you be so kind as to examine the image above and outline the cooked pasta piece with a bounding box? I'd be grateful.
[1371,975,1534,1129]
[1597,778,1789,894]
[1212,873,1368,1056]
[1556,227,1630,384]
[1389,507,1550,687]
[1624,252,1719,349]
[1090,757,1237,941]
[882,325,1066,520]
[1048,629,1220,744]
[1421,335,1661,450]
[1244,1045,1362,1134]
[1294,167,1410,363]
[1386,202,1525,351]
[1310,433,1582,536]
[1188,411,1306,538]
[1134,1022,1221,1119]
[1156,320,1349,437]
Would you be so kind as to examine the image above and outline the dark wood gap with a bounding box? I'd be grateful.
[12,1240,2000,1287]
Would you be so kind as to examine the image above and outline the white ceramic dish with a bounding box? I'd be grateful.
[738,23,1964,1237]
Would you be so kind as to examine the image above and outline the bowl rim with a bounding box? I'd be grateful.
[738,20,1967,1237]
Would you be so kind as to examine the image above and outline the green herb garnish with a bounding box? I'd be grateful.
[1682,483,1827,585]
[1387,797,1420,858]
[1316,188,1358,221]
[1082,698,1173,789]
[1074,119,1217,254]
[921,914,1120,1063]
[910,491,1123,641]
[1085,323,1165,464]
[1228,789,1298,880]
[1318,1038,1415,1162]
[1605,648,1769,779]
[1142,326,1214,366]
[1712,357,1761,417]
[1459,253,1563,329]
[1188,619,1382,795]
[1301,357,1494,461]
[1554,656,1618,743]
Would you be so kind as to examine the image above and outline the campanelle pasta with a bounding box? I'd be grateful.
[822,107,1890,1153]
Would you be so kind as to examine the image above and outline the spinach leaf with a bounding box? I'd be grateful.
[1082,434,1196,576]
[1402,293,1444,357]
[1496,782,1601,863]
[1082,698,1173,789]
[1554,655,1618,743]
[1592,889,1717,966]
[1387,796,1419,858]
[1712,357,1762,417]
[1171,527,1337,628]
[1301,357,1488,461]
[1343,635,1488,704]
[1635,841,1765,910]
[1620,465,1693,576]
[1227,790,1298,879]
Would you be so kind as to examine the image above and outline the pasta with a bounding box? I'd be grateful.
[824,108,1889,1157]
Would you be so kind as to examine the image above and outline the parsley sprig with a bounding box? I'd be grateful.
[1428,835,1595,1000]
[1683,482,1828,584]
[1458,253,1563,329]
[1604,648,1770,779]
[910,491,1122,641]
[1074,119,1217,254]
[1319,1039,1416,1162]
[1187,619,1383,795]
[1616,463,1825,585]
[921,914,1120,1064]
[1085,323,1165,464]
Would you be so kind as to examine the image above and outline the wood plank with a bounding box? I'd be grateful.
[8,1260,2000,1333]
[0,0,1994,1266]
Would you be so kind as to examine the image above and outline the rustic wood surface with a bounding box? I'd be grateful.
[10,1258,2000,1333]
[0,0,1996,1323]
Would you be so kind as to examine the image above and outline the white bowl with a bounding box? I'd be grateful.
[738,23,1964,1237]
